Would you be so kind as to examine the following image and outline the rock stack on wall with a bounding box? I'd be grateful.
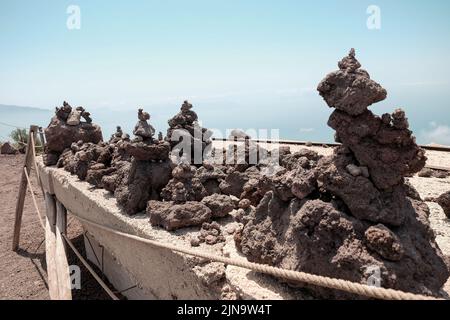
[236,50,449,298]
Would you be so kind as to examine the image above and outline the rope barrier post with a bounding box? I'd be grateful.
[12,125,39,251]
[23,168,45,230]
[44,193,60,299]
[55,200,72,300]
[38,126,46,150]
[29,134,45,196]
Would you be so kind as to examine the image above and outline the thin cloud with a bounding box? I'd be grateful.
[420,122,450,146]
[399,81,448,87]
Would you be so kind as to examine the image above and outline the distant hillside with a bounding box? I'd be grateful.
[0,104,143,142]
[0,104,52,141]
[0,104,50,112]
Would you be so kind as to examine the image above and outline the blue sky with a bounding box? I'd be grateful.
[1,0,450,143]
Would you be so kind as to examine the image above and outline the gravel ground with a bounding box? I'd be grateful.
[0,154,114,300]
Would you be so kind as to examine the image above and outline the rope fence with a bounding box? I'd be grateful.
[72,214,440,301]
[23,167,45,231]
[61,233,120,300]
[0,121,27,129]
[17,130,446,301]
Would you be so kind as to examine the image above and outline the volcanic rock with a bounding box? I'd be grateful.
[190,235,201,247]
[317,150,408,226]
[67,108,82,126]
[109,126,125,144]
[124,141,170,161]
[201,194,235,218]
[44,101,103,165]
[418,168,449,179]
[236,49,449,298]
[56,141,115,183]
[364,224,404,262]
[317,48,387,116]
[0,142,18,155]
[198,222,225,245]
[436,191,450,218]
[161,162,207,202]
[112,160,172,215]
[238,191,448,298]
[133,108,155,142]
[166,100,212,164]
[239,199,252,210]
[327,109,426,190]
[195,164,227,195]
[147,200,212,231]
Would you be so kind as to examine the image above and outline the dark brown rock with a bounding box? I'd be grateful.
[219,167,262,198]
[133,108,155,142]
[124,140,170,161]
[238,199,251,210]
[166,101,212,164]
[44,102,103,161]
[280,149,321,171]
[317,49,387,116]
[418,168,449,179]
[0,142,18,155]
[195,165,227,195]
[201,194,235,218]
[436,191,450,218]
[219,170,248,197]
[55,142,115,183]
[86,166,116,188]
[147,200,212,231]
[239,192,448,298]
[161,163,208,202]
[364,224,404,261]
[317,151,408,226]
[114,160,172,215]
[327,109,426,190]
[198,222,225,245]
[236,50,449,299]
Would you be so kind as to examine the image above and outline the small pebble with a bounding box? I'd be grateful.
[226,224,236,234]
[238,199,251,210]
[190,236,200,247]
[346,164,362,177]
[205,235,217,245]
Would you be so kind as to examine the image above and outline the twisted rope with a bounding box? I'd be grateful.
[61,233,120,300]
[73,214,441,301]
[23,167,45,231]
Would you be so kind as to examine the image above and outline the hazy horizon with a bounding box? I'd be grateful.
[1,100,449,146]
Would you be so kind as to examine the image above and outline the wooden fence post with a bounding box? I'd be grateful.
[44,193,60,299]
[38,126,46,149]
[12,125,39,251]
[55,200,72,300]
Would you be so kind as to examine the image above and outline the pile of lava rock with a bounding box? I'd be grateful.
[43,101,103,166]
[234,49,449,298]
[42,51,450,299]
[166,100,213,163]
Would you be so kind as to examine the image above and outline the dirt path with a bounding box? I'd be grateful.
[0,154,113,300]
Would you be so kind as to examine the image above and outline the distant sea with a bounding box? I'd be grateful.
[1,94,450,146]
